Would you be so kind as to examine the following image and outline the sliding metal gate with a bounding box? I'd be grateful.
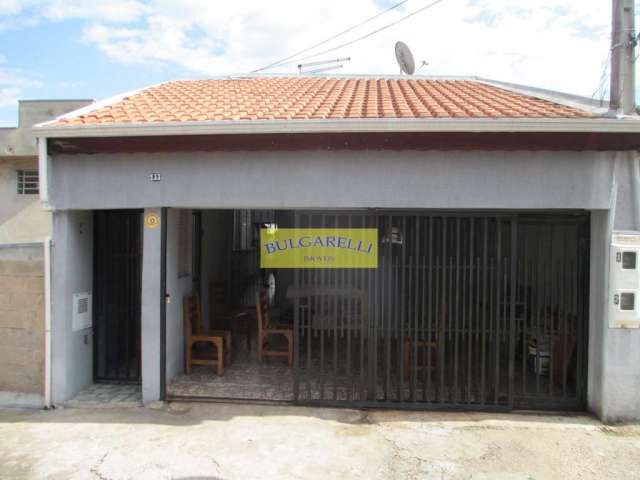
[291,211,589,410]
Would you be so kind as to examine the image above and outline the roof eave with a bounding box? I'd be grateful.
[33,117,640,139]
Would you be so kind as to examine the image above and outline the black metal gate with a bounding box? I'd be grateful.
[291,211,589,410]
[94,210,143,383]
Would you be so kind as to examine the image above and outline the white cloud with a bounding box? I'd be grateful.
[41,0,148,23]
[0,0,147,24]
[0,0,28,16]
[0,64,42,108]
[0,86,21,108]
[0,0,624,97]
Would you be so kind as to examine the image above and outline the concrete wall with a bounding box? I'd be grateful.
[44,147,640,420]
[0,244,45,408]
[0,99,92,247]
[141,207,192,403]
[0,100,92,156]
[50,210,93,403]
[141,208,162,404]
[594,153,640,422]
[588,210,609,419]
[0,157,51,244]
[48,150,614,211]
[0,100,92,408]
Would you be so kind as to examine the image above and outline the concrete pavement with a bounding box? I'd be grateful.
[1,402,639,479]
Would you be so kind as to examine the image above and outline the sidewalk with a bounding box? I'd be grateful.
[1,402,639,479]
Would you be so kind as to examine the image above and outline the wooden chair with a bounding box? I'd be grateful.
[256,290,293,367]
[183,295,232,375]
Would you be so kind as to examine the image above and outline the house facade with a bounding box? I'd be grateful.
[0,99,91,407]
[32,76,640,421]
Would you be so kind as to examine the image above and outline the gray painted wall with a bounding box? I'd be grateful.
[588,210,609,419]
[141,208,192,403]
[51,210,93,403]
[599,154,640,422]
[1,100,92,157]
[141,208,162,404]
[48,150,615,211]
[45,147,640,420]
[612,152,638,231]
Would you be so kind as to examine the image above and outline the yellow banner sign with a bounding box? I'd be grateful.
[260,228,378,269]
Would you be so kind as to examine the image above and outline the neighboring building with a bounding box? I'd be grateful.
[0,99,92,407]
[0,100,91,243]
[31,75,640,421]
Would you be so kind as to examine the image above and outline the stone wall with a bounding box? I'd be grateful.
[0,243,45,407]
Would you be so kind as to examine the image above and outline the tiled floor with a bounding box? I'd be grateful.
[167,335,415,402]
[168,338,295,401]
[66,383,142,407]
[167,335,565,404]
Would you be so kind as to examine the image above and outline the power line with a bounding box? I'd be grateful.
[262,0,449,70]
[252,0,411,73]
[591,32,637,104]
[591,47,611,102]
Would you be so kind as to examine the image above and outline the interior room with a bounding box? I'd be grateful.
[166,209,589,409]
[167,209,295,401]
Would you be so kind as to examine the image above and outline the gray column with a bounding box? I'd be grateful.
[141,208,163,404]
[588,210,609,418]
[590,154,640,422]
[51,210,93,404]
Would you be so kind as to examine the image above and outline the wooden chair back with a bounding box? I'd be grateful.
[183,294,203,336]
[255,290,270,337]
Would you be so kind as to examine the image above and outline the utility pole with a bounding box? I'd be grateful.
[610,0,637,115]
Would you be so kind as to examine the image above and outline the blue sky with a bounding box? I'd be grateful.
[0,19,172,104]
[0,0,630,126]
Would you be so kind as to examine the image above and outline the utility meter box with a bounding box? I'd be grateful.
[72,292,92,332]
[609,233,640,329]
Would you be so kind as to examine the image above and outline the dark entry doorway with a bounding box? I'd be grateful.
[93,210,143,383]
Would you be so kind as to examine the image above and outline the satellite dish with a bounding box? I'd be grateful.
[395,41,415,75]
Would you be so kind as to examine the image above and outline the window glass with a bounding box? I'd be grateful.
[17,170,39,195]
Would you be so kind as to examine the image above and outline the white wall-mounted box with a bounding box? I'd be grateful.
[72,292,92,331]
[609,233,640,329]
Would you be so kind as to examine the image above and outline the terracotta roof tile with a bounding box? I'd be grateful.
[54,77,591,126]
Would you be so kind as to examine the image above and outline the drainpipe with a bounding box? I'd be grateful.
[39,136,54,408]
[37,137,49,206]
[43,236,53,408]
